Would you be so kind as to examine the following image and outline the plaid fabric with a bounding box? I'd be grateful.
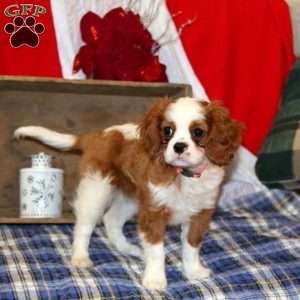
[255,59,300,190]
[1,189,300,299]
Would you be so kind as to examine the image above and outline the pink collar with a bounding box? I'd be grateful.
[176,164,208,178]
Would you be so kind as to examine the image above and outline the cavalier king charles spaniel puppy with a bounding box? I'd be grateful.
[14,97,241,290]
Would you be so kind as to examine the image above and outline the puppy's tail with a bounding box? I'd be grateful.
[14,126,79,151]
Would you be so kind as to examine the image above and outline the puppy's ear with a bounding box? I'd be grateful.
[139,97,171,158]
[205,102,242,166]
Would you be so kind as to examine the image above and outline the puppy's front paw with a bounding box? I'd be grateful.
[71,256,93,268]
[185,264,211,281]
[142,272,167,290]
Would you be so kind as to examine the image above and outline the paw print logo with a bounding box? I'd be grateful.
[4,16,45,48]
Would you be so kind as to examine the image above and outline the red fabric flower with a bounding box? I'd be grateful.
[73,45,95,77]
[80,12,102,45]
[73,8,168,82]
[140,56,168,82]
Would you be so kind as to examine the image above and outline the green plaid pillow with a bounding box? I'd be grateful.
[255,59,300,190]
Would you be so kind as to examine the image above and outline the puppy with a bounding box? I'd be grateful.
[14,97,241,289]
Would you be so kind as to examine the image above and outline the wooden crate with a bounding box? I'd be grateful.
[0,76,191,224]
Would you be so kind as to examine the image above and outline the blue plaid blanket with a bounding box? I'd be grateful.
[1,189,300,300]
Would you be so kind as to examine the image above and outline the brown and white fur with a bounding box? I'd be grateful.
[14,97,241,290]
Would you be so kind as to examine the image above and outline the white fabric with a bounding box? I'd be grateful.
[50,0,264,190]
[286,0,300,57]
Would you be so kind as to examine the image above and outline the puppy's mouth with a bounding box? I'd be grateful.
[171,160,190,168]
[168,155,195,168]
[166,150,206,168]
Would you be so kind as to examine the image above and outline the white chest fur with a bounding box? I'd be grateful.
[148,165,225,225]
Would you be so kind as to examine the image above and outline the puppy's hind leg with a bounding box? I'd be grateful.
[71,172,113,268]
[103,194,141,257]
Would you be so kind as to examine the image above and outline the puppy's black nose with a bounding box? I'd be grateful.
[174,142,188,154]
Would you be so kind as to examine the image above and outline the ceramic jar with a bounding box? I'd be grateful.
[19,152,63,218]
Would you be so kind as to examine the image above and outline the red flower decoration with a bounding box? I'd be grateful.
[80,11,102,45]
[73,8,168,82]
[73,45,95,76]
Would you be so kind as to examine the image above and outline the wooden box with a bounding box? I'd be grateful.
[0,76,191,223]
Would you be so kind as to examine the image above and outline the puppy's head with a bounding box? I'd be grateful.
[139,97,242,168]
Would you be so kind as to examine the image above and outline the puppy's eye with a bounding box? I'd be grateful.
[192,128,204,138]
[163,126,174,138]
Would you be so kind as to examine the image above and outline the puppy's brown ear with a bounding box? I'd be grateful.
[205,102,242,166]
[139,97,171,158]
